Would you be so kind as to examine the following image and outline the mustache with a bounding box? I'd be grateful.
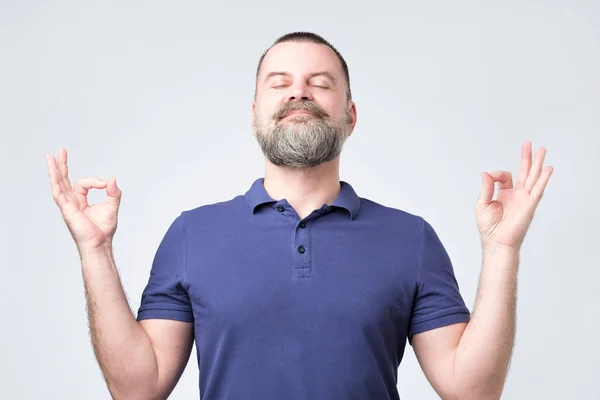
[272,101,330,121]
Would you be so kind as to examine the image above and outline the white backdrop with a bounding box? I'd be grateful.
[1,0,598,399]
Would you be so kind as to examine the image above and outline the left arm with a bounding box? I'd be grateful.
[412,245,519,400]
[413,141,553,400]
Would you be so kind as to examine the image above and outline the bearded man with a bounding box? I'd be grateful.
[46,31,554,400]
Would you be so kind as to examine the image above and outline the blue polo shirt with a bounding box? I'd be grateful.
[137,178,471,399]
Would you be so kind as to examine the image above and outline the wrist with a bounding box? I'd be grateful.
[482,241,520,255]
[481,240,521,253]
[78,242,114,261]
[482,243,520,273]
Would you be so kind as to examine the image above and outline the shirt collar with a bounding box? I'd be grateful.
[244,177,361,220]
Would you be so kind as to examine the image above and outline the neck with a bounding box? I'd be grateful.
[263,157,342,219]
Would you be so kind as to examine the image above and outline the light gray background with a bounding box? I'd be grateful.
[1,0,598,399]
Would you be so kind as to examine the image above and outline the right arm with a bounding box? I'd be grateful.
[47,148,192,400]
[81,245,193,400]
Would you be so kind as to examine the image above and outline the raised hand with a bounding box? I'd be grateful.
[46,148,122,252]
[475,141,554,250]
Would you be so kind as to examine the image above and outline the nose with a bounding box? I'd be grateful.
[285,81,313,102]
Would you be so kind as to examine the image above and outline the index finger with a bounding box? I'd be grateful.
[73,178,108,197]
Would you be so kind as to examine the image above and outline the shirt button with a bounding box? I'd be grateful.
[277,205,284,212]
[297,245,305,254]
[299,222,306,229]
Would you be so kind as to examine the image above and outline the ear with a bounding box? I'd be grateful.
[347,101,357,136]
[251,101,257,137]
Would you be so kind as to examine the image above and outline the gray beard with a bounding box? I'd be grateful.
[254,113,350,168]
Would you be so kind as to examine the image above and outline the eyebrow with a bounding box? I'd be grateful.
[263,71,337,84]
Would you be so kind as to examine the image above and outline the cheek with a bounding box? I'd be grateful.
[260,109,276,124]
[257,99,281,119]
[314,96,344,117]
[254,108,275,129]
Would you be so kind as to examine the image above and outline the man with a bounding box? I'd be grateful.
[46,32,553,400]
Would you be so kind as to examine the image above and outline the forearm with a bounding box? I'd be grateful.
[80,245,159,399]
[452,245,520,399]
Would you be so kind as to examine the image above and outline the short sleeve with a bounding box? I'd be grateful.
[408,219,470,343]
[136,213,194,323]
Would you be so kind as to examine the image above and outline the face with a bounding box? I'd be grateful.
[252,41,357,168]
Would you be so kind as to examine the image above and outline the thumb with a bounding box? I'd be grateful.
[476,172,495,209]
[105,176,122,208]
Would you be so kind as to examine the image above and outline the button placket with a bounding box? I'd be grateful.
[293,219,311,279]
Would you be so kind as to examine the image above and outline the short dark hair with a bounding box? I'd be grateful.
[255,31,352,100]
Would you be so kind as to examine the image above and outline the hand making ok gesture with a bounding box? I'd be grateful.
[476,141,554,251]
[46,148,122,252]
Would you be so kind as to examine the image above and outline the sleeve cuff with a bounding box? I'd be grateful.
[136,308,194,323]
[408,311,471,345]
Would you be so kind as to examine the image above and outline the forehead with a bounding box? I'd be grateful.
[259,41,343,81]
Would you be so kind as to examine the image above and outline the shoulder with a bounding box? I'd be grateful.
[177,194,249,232]
[357,196,425,235]
[183,194,246,215]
